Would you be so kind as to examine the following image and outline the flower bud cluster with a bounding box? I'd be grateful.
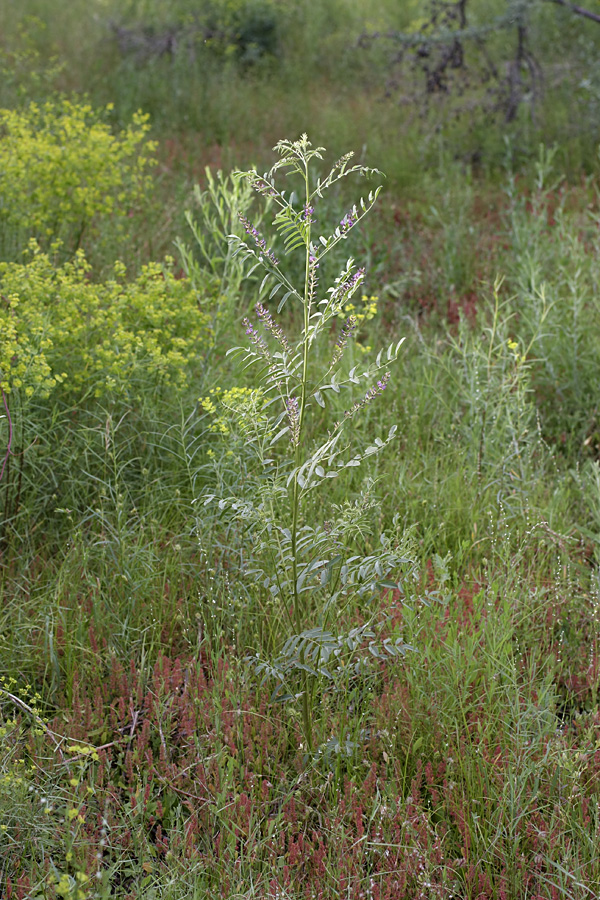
[331,151,354,174]
[308,253,319,301]
[243,318,272,361]
[340,211,356,234]
[287,396,300,447]
[239,213,279,266]
[331,314,357,366]
[255,303,291,354]
[333,371,390,431]
[250,176,278,198]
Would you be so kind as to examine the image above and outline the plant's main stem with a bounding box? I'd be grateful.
[290,162,313,752]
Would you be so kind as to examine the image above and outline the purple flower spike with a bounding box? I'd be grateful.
[287,396,300,447]
[255,302,291,354]
[332,267,366,310]
[333,371,391,430]
[243,317,272,361]
[331,314,358,366]
[239,213,279,266]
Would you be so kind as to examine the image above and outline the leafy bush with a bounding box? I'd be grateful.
[202,0,280,61]
[111,0,280,64]
[0,245,215,403]
[177,165,273,322]
[435,281,548,520]
[0,16,64,107]
[0,98,156,258]
[505,146,600,450]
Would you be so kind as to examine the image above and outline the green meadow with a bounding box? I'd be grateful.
[2,2,600,897]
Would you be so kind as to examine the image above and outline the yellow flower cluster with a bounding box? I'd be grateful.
[0,675,45,745]
[334,293,379,355]
[48,870,89,900]
[337,293,379,323]
[0,245,216,400]
[0,98,156,243]
[0,768,26,789]
[198,385,266,436]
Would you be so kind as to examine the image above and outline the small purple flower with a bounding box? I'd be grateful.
[346,267,365,291]
[303,205,315,224]
[363,371,390,404]
[340,212,356,234]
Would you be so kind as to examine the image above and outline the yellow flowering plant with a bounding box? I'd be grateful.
[198,386,266,436]
[336,292,379,323]
[0,98,156,257]
[0,244,216,403]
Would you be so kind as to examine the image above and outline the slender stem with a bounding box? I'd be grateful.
[549,0,600,26]
[0,387,12,484]
[290,158,314,752]
[0,688,71,772]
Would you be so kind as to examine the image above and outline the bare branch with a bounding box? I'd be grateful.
[548,0,600,26]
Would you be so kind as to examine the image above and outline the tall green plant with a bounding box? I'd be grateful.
[201,136,413,754]
[176,166,272,327]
